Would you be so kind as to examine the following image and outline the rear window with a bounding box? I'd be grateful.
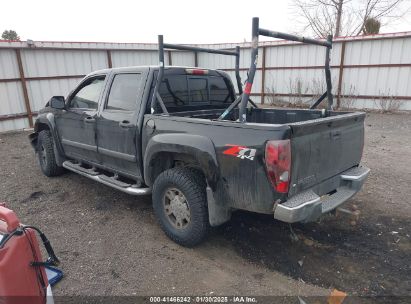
[190,78,208,103]
[105,73,142,111]
[159,76,189,105]
[158,74,234,107]
[209,76,232,103]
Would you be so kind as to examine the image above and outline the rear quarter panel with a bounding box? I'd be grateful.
[142,115,291,214]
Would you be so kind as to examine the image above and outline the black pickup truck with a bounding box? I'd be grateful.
[29,18,369,246]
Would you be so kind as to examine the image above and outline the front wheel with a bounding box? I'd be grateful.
[37,130,65,177]
[152,168,210,247]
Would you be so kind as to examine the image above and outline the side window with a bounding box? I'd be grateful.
[189,78,208,103]
[69,76,105,109]
[106,73,142,111]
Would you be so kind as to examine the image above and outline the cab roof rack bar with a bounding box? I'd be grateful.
[163,43,238,56]
[258,28,332,48]
[150,35,244,114]
[237,17,334,123]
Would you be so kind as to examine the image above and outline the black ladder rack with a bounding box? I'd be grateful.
[150,35,243,115]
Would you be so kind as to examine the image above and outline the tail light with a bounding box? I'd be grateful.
[185,69,209,75]
[265,140,291,193]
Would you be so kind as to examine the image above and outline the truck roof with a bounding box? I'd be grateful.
[88,66,231,78]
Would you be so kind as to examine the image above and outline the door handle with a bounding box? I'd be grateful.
[119,120,133,128]
[84,116,95,123]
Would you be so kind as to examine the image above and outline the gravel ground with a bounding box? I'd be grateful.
[0,112,410,303]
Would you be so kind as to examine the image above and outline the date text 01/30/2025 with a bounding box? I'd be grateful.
[149,296,257,303]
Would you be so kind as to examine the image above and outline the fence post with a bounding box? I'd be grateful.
[106,50,113,68]
[336,41,346,109]
[194,51,198,67]
[15,49,33,128]
[168,51,172,65]
[260,46,267,105]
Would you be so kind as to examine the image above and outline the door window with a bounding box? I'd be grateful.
[105,73,142,111]
[69,76,105,109]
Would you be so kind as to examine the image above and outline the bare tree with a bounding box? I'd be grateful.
[335,0,344,37]
[292,0,409,38]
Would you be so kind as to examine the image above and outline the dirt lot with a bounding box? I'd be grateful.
[0,112,410,303]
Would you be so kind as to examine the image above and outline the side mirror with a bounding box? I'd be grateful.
[49,96,65,109]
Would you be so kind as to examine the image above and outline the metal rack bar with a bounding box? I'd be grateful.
[150,35,243,114]
[238,17,334,122]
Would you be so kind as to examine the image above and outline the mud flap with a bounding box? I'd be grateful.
[52,137,65,166]
[28,132,38,149]
[206,186,231,226]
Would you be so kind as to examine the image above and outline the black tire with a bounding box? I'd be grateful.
[152,168,210,247]
[37,130,64,177]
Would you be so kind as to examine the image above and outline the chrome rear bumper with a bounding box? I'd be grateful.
[273,165,370,223]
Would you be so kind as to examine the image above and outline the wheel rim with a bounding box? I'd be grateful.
[163,188,191,229]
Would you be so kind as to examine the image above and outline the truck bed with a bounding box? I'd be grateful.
[165,106,365,199]
[171,107,354,124]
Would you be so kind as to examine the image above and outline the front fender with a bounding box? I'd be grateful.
[144,133,220,189]
[31,112,65,165]
[34,112,55,131]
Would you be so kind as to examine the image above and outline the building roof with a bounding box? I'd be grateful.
[1,31,410,50]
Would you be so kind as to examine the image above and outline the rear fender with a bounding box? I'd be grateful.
[144,134,230,226]
[144,133,219,189]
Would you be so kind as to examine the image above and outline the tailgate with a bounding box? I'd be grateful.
[288,112,365,197]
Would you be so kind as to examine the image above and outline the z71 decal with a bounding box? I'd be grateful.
[223,145,256,161]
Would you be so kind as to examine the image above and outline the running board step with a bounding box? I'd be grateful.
[64,161,99,176]
[62,161,151,195]
[99,175,131,188]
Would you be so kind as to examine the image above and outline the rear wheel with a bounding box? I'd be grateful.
[37,130,64,177]
[152,168,209,247]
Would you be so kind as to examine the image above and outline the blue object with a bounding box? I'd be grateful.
[45,266,63,286]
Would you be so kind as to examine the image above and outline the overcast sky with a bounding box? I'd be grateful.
[1,0,410,44]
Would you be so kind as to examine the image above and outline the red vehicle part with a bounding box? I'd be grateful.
[265,140,292,193]
[0,205,48,304]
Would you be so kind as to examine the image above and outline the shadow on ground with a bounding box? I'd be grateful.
[216,207,410,298]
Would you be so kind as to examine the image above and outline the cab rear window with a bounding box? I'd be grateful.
[158,75,234,107]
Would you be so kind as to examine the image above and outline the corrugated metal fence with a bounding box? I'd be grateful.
[1,32,410,132]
